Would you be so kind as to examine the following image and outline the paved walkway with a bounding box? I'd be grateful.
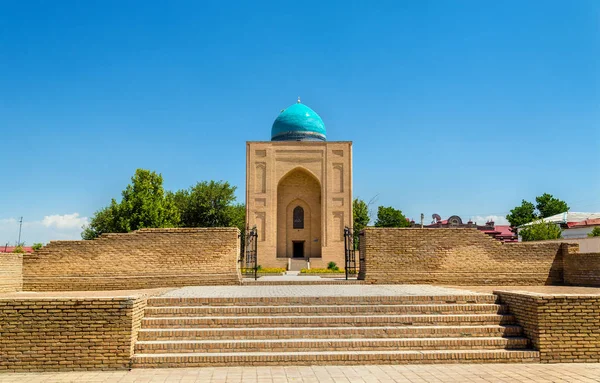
[1,364,600,382]
[159,285,486,298]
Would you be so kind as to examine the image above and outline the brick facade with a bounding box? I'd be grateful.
[246,141,353,269]
[0,296,147,371]
[359,228,570,285]
[564,252,600,287]
[496,291,600,363]
[0,254,22,293]
[23,228,241,291]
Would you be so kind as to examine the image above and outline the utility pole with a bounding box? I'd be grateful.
[18,217,23,245]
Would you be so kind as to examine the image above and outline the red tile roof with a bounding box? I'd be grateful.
[0,246,32,253]
[569,218,600,228]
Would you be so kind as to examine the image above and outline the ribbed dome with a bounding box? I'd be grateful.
[271,100,326,141]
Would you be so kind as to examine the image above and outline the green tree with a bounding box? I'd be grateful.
[353,198,370,234]
[117,169,179,232]
[82,169,179,239]
[374,206,411,228]
[81,202,120,240]
[519,220,562,241]
[588,227,600,238]
[176,180,240,228]
[506,200,537,228]
[228,203,246,232]
[535,193,569,219]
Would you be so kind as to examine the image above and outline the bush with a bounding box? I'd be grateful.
[12,245,25,253]
[327,262,339,271]
[32,243,43,251]
[520,220,562,241]
[588,227,600,238]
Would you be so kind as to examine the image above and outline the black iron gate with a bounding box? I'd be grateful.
[241,226,258,280]
[343,227,357,280]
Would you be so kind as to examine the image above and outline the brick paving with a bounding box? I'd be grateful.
[159,285,487,298]
[1,364,600,382]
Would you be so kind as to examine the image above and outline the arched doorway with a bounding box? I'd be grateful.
[276,168,322,259]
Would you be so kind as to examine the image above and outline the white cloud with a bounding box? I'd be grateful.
[42,213,88,229]
[470,215,510,226]
[0,213,88,245]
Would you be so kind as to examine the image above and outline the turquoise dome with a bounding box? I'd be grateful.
[271,100,327,141]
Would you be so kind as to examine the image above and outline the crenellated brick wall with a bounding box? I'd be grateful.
[496,290,600,363]
[23,228,241,291]
[0,254,22,292]
[564,252,600,287]
[0,296,147,371]
[359,228,574,285]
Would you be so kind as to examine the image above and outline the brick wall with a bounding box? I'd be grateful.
[359,228,570,285]
[0,254,22,293]
[564,252,600,286]
[0,296,147,371]
[23,228,241,291]
[496,291,600,363]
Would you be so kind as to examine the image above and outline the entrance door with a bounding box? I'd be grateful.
[292,241,304,258]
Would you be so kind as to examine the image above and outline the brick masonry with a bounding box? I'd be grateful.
[564,252,600,287]
[22,228,241,291]
[0,254,22,293]
[0,296,147,372]
[359,228,576,285]
[495,290,600,363]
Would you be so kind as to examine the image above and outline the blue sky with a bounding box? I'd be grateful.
[1,0,598,244]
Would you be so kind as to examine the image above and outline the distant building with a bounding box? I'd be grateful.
[518,212,600,239]
[412,215,517,242]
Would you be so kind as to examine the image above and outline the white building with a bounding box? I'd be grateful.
[518,212,600,239]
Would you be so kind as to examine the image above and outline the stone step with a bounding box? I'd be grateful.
[135,336,529,354]
[146,294,498,307]
[144,304,508,317]
[141,314,515,328]
[131,349,540,367]
[137,324,524,341]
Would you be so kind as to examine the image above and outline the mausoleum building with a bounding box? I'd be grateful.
[245,99,352,269]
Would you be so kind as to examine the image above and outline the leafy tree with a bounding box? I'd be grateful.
[117,169,179,232]
[32,243,43,251]
[176,181,239,228]
[535,193,569,219]
[519,220,562,241]
[588,227,600,238]
[82,169,179,239]
[374,206,411,228]
[228,203,246,232]
[506,200,537,228]
[81,202,119,240]
[353,198,370,234]
[506,194,569,228]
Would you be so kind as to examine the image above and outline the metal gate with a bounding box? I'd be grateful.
[343,227,357,280]
[241,226,258,280]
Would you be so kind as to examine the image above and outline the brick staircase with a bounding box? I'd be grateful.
[132,294,538,367]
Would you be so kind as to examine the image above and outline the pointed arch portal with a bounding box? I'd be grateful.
[276,167,322,259]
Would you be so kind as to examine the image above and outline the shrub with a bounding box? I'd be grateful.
[588,227,600,238]
[327,262,339,271]
[520,220,562,241]
[32,243,43,251]
[12,245,25,253]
